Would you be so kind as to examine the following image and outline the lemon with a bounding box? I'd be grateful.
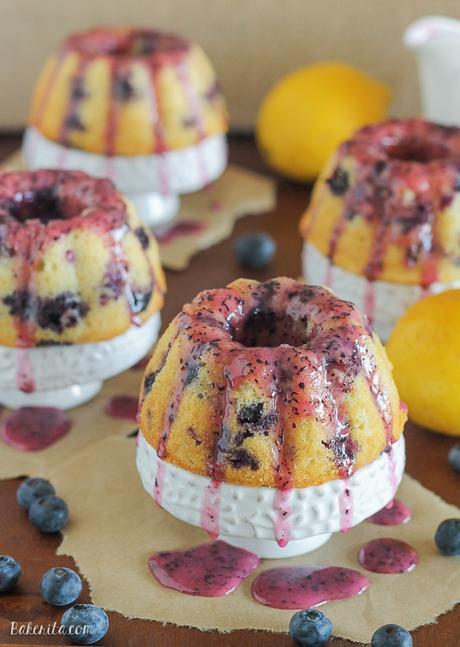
[386,290,460,436]
[256,62,391,181]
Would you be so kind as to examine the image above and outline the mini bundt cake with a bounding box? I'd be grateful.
[25,27,227,156]
[0,169,165,347]
[138,277,406,488]
[300,118,460,338]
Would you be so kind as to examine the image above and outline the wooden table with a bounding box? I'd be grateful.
[0,135,459,647]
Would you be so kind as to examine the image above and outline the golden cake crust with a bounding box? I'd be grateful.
[0,169,165,347]
[28,27,228,156]
[139,277,406,488]
[300,118,460,286]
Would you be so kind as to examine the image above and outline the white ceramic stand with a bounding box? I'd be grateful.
[136,431,405,558]
[23,128,228,228]
[302,242,460,340]
[222,533,332,559]
[0,312,161,410]
[126,191,180,227]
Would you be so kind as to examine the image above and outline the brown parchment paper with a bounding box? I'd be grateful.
[0,367,142,480]
[1,150,276,271]
[47,435,460,643]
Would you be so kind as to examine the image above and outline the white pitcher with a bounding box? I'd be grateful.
[404,15,460,125]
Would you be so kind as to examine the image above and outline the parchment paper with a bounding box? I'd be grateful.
[1,150,276,271]
[47,435,460,644]
[0,367,142,480]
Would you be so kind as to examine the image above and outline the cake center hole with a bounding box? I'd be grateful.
[8,188,66,224]
[386,139,448,163]
[236,309,308,348]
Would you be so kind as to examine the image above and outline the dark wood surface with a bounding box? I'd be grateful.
[0,136,459,647]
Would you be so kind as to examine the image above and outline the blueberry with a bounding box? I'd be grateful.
[29,495,69,533]
[448,443,460,473]
[0,555,21,592]
[371,624,412,646]
[17,477,55,510]
[61,604,109,644]
[41,567,82,606]
[234,233,276,269]
[435,518,460,556]
[326,166,349,195]
[289,609,332,646]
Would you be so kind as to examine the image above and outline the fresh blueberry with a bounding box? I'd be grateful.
[41,567,82,606]
[448,443,460,473]
[435,518,460,556]
[289,609,332,646]
[29,495,69,533]
[17,477,55,510]
[234,233,276,269]
[0,555,21,593]
[371,624,412,646]
[61,604,109,645]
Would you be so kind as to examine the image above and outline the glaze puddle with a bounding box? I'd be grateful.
[148,540,260,597]
[105,395,138,422]
[368,499,412,526]
[358,538,419,574]
[155,221,205,244]
[0,406,72,451]
[251,566,369,610]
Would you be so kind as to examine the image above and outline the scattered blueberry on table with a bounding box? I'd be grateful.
[435,518,460,556]
[289,609,332,646]
[61,604,109,645]
[234,233,276,269]
[41,567,82,606]
[371,624,413,646]
[29,495,69,533]
[448,443,460,473]
[0,555,21,593]
[17,477,55,510]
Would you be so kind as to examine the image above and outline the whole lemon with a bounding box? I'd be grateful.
[386,290,460,436]
[256,62,391,181]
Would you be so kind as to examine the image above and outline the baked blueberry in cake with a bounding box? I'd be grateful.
[300,118,460,337]
[138,277,406,488]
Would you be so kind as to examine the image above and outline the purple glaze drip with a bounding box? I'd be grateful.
[251,565,369,610]
[105,395,139,422]
[358,537,419,574]
[148,540,260,597]
[368,499,412,526]
[0,406,71,451]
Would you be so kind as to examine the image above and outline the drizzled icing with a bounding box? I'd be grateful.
[29,27,225,159]
[305,118,460,288]
[0,170,159,391]
[140,278,403,546]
